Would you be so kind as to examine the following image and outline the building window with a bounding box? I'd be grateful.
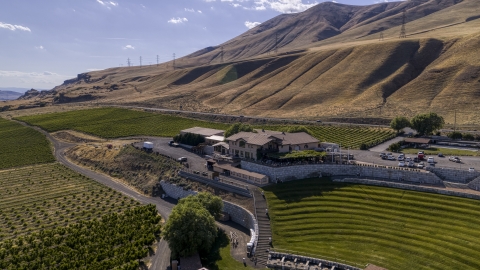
[246,152,250,159]
[240,151,244,157]
[304,145,308,149]
[240,141,246,148]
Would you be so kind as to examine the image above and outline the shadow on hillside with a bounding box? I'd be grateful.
[263,177,355,203]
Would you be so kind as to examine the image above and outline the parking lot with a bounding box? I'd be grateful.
[350,149,478,170]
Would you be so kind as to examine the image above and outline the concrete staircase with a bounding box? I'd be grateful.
[252,188,272,267]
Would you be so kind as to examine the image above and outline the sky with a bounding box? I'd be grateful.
[0,0,381,90]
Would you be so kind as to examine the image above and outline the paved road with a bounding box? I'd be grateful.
[368,136,405,153]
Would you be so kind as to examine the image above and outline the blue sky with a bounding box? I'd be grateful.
[0,0,378,90]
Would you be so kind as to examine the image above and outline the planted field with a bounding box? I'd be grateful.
[0,163,140,240]
[0,118,54,169]
[264,178,480,270]
[17,107,230,138]
[0,205,161,269]
[261,125,396,149]
[18,107,395,149]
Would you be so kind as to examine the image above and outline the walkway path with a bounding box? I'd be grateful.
[368,136,404,152]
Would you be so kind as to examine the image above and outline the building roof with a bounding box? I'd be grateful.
[181,127,224,137]
[226,130,319,146]
[205,135,225,142]
[179,253,203,270]
[404,138,431,144]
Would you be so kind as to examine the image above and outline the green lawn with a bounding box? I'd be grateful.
[402,147,479,157]
[200,229,255,270]
[0,118,55,169]
[264,178,480,270]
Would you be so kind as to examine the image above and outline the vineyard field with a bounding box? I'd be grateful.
[0,118,55,169]
[18,108,395,149]
[259,125,396,149]
[17,107,230,138]
[0,163,140,241]
[0,205,161,270]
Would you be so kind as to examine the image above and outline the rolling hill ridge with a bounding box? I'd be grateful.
[9,0,480,126]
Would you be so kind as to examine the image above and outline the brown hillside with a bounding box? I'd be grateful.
[10,0,480,127]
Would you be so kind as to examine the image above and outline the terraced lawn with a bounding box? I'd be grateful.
[264,178,480,270]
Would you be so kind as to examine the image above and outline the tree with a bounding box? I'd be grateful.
[390,116,411,133]
[410,113,445,136]
[284,126,312,135]
[447,131,462,140]
[179,192,223,219]
[162,201,217,258]
[224,123,254,138]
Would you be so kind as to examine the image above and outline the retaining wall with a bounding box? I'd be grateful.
[268,252,361,270]
[426,167,480,184]
[241,162,443,185]
[468,176,480,191]
[335,178,480,200]
[159,181,258,254]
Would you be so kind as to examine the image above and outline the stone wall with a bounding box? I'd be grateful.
[468,176,480,191]
[159,181,258,254]
[426,167,480,183]
[268,252,361,270]
[160,180,197,200]
[241,161,443,185]
[335,178,480,200]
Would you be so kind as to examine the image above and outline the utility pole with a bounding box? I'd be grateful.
[157,55,159,66]
[139,56,142,67]
[399,9,407,38]
[454,110,457,132]
[127,58,131,67]
[379,31,384,41]
[173,53,176,70]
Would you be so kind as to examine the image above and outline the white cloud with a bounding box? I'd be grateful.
[205,0,216,2]
[245,21,261,29]
[0,22,31,32]
[96,0,119,9]
[35,45,45,50]
[123,45,135,50]
[168,17,188,24]
[232,3,242,7]
[185,8,195,12]
[87,68,103,71]
[43,71,58,76]
[249,0,317,13]
[198,10,203,13]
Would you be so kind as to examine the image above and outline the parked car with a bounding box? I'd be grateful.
[380,152,386,157]
[408,161,415,167]
[398,161,406,167]
[469,168,475,173]
[413,157,419,163]
[417,162,425,169]
[437,152,444,157]
[168,140,175,146]
[449,156,461,163]
[427,157,435,163]
[405,157,412,162]
[382,155,388,160]
[202,172,208,176]
[316,120,322,123]
[193,171,200,174]
[388,155,396,161]
[177,157,187,162]
[398,156,404,161]
[418,151,425,160]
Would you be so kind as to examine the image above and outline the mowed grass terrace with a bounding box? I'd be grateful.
[264,178,480,270]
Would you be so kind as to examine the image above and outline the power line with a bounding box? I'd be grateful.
[139,56,142,67]
[127,58,131,67]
